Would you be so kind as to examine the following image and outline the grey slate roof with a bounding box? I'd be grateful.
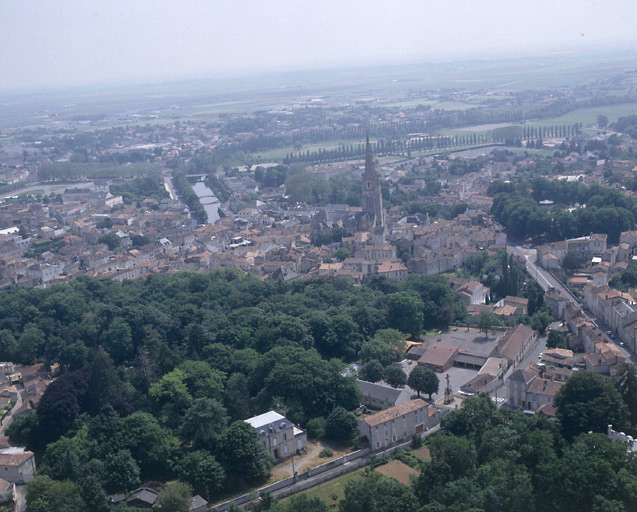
[357,380,412,406]
[190,495,208,511]
[126,488,158,506]
[508,369,535,385]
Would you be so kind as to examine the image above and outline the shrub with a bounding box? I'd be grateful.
[319,448,334,458]
[306,417,325,440]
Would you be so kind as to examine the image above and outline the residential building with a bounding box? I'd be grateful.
[359,399,440,451]
[545,287,572,319]
[0,478,13,504]
[583,341,627,374]
[0,450,36,484]
[457,280,490,306]
[502,296,529,315]
[245,411,307,460]
[507,368,564,413]
[126,488,158,509]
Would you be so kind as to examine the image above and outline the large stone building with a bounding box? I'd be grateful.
[358,399,440,451]
[245,411,307,460]
[507,368,564,413]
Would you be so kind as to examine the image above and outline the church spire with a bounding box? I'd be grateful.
[361,133,385,229]
[365,134,374,177]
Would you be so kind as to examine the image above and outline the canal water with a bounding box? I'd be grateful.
[190,179,220,223]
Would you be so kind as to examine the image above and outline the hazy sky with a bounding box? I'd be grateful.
[2,0,637,90]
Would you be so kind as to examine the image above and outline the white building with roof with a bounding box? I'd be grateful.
[245,411,307,460]
[0,448,35,484]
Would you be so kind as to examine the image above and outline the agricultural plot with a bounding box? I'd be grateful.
[374,460,420,486]
[411,446,431,461]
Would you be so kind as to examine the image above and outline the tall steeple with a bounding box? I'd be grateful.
[364,134,374,179]
[361,135,385,228]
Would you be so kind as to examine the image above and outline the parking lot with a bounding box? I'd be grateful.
[392,328,508,402]
[397,359,480,402]
[420,328,503,357]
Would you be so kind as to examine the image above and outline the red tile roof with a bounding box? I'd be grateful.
[363,399,428,427]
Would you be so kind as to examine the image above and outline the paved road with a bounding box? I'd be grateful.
[14,484,25,512]
[508,243,637,364]
[162,174,177,200]
[508,245,575,299]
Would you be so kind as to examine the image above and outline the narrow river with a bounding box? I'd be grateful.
[190,179,220,223]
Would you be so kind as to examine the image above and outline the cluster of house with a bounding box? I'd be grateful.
[583,285,637,353]
[0,362,62,505]
[607,424,637,453]
[0,187,200,287]
[537,233,609,272]
[536,231,637,291]
[406,210,507,276]
[0,169,508,290]
[503,285,632,415]
[404,323,537,396]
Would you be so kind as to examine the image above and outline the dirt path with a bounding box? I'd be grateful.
[270,440,352,481]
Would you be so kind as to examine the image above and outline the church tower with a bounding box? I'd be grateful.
[361,135,385,228]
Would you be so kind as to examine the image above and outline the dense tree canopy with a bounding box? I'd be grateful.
[491,178,637,243]
[554,370,629,439]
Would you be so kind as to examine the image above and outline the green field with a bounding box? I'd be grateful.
[525,102,637,128]
[2,51,635,131]
[250,138,367,162]
[290,469,366,508]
